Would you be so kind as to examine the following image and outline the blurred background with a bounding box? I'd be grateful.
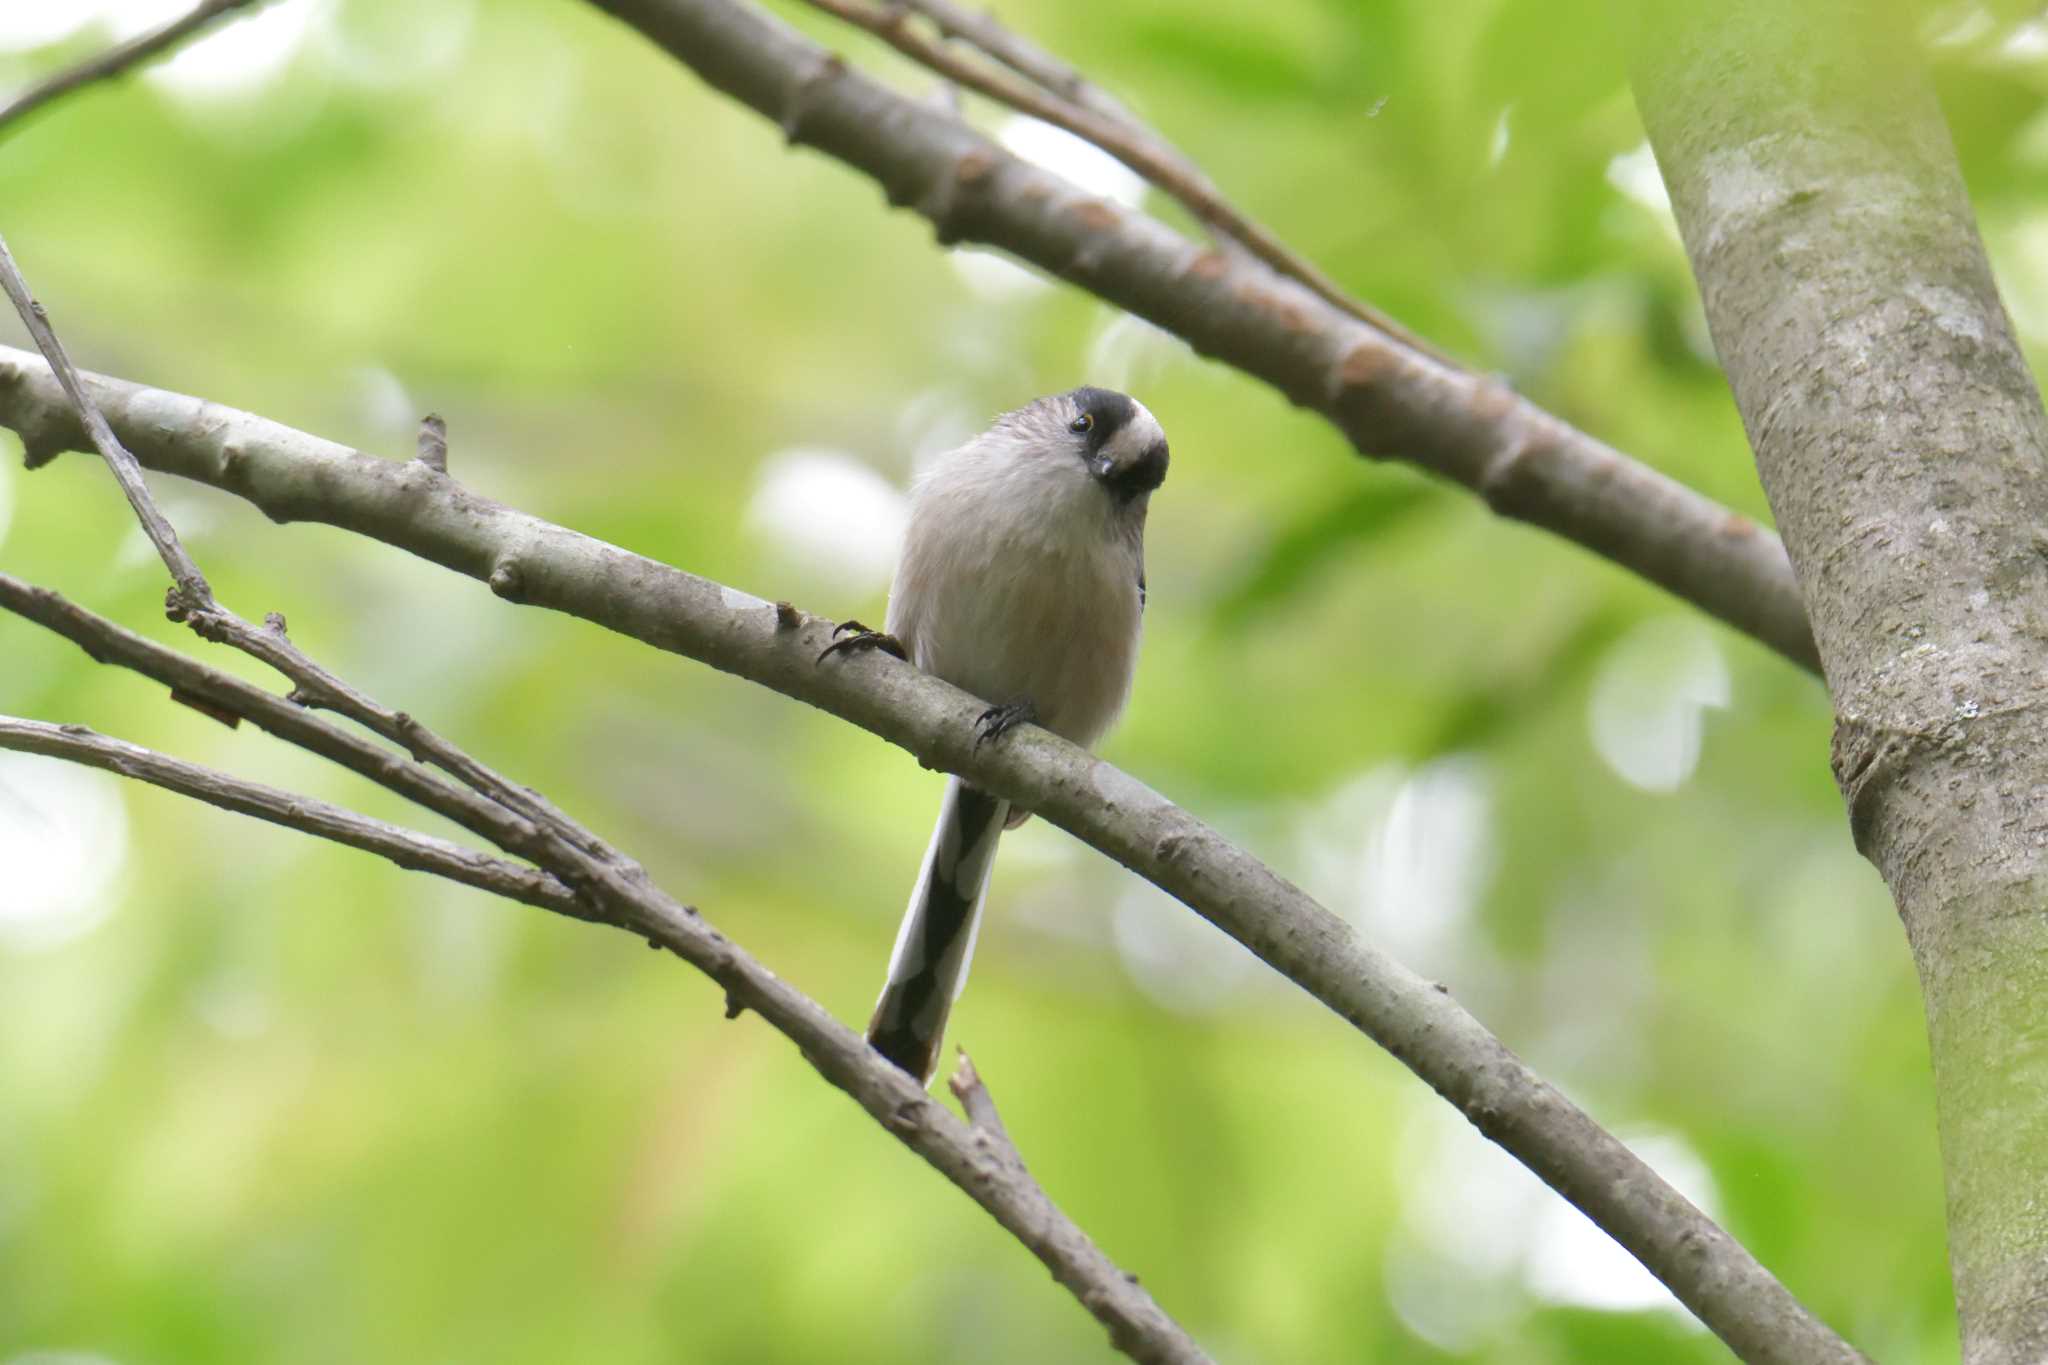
[8,0,2040,1360]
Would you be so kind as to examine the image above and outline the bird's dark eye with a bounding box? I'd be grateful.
[1070,413,1094,434]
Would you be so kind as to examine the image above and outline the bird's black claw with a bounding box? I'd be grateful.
[975,700,1037,748]
[818,620,907,665]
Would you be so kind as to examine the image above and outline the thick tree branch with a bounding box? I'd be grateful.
[580,0,1820,673]
[0,0,270,139]
[0,348,1864,1363]
[1629,4,2048,1360]
[0,715,587,916]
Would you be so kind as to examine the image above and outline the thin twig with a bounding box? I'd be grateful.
[0,572,554,862]
[0,0,270,139]
[0,234,213,608]
[0,239,605,871]
[166,598,622,865]
[798,0,1457,367]
[415,413,448,473]
[948,1049,1013,1144]
[0,343,1863,1364]
[0,716,586,916]
[896,0,1134,122]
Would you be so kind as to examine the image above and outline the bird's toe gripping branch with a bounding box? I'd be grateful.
[974,699,1036,748]
[817,619,907,665]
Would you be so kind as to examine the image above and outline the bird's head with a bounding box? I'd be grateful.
[1056,386,1169,504]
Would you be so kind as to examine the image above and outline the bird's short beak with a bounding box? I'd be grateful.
[1090,453,1116,479]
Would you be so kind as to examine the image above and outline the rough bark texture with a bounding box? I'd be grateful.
[1630,6,2048,1360]
[0,347,1865,1363]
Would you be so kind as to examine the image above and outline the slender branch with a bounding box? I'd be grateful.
[170,593,623,864]
[0,349,1864,1363]
[0,716,587,916]
[0,237,598,869]
[948,1049,1014,1143]
[580,0,1819,673]
[0,0,269,139]
[0,235,212,607]
[796,0,1454,367]
[0,571,557,862]
[895,0,1134,123]
[0,709,1205,1365]
[0,304,1207,1364]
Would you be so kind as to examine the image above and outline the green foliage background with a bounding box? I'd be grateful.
[5,0,2039,1360]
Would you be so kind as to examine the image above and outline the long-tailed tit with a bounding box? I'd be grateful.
[823,387,1169,1084]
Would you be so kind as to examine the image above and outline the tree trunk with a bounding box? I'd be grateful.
[1629,4,2048,1360]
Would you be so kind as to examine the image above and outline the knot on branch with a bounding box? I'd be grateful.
[779,51,846,146]
[1830,714,1931,855]
[487,559,527,602]
[920,146,998,245]
[1060,198,1122,276]
[414,413,448,474]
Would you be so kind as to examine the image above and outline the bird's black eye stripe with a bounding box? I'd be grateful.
[1065,386,1136,446]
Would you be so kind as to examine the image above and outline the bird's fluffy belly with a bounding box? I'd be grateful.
[898,530,1140,747]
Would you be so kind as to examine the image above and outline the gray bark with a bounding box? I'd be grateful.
[1629,5,2048,1360]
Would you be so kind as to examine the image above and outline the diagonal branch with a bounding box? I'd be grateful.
[0,234,211,606]
[0,571,559,861]
[0,347,1866,1363]
[0,715,588,917]
[895,0,1135,124]
[0,583,1208,1365]
[794,0,1453,366]
[0,0,271,139]
[582,0,1820,673]
[0,266,1210,1360]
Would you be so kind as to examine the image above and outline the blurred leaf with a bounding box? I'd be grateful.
[1474,0,1628,138]
[1420,603,1630,755]
[1210,472,1446,629]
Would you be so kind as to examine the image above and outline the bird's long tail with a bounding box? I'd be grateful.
[867,777,1011,1084]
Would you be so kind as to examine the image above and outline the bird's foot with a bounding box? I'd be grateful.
[818,619,907,665]
[975,699,1037,749]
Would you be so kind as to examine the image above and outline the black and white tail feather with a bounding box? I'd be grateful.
[848,386,1169,1086]
[867,779,1010,1081]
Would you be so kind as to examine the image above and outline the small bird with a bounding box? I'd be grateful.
[823,387,1169,1084]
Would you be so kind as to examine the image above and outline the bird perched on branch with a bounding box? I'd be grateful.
[822,387,1169,1084]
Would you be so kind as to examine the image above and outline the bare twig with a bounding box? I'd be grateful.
[896,0,1133,122]
[0,234,212,608]
[0,239,607,872]
[0,347,1865,1364]
[948,1048,1013,1143]
[0,572,555,861]
[797,0,1456,367]
[0,0,271,139]
[415,413,448,473]
[580,0,1820,672]
[0,289,1208,1365]
[0,715,586,916]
